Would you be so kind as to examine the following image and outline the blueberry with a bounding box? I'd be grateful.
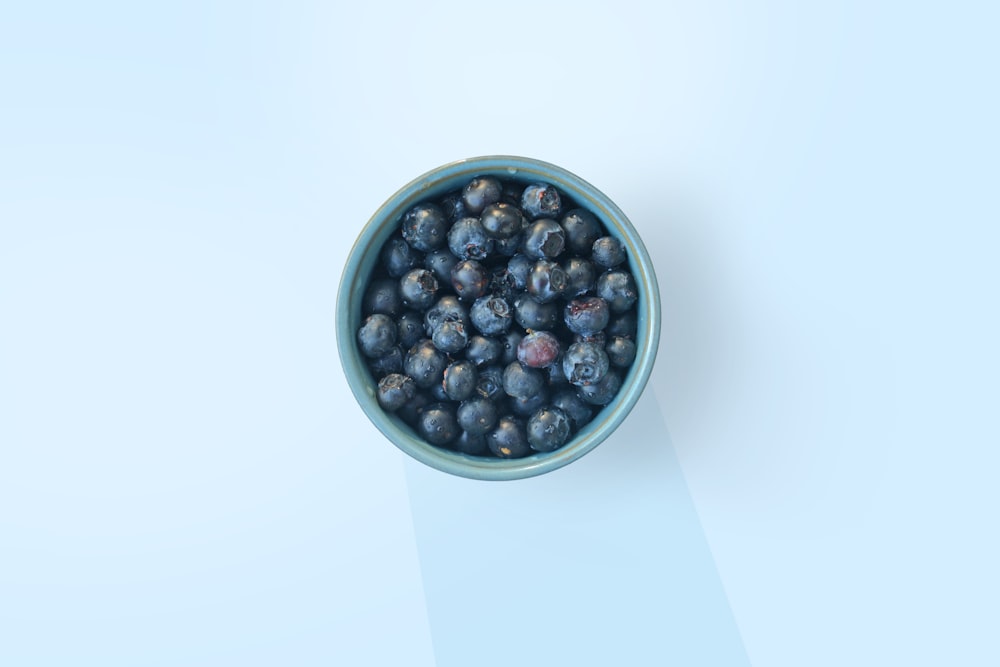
[453,430,489,456]
[526,406,571,452]
[506,253,533,291]
[493,234,523,257]
[499,330,523,365]
[576,370,622,405]
[397,310,425,349]
[562,257,597,296]
[551,388,593,430]
[476,365,505,401]
[513,295,559,331]
[448,217,494,260]
[358,313,398,358]
[399,268,439,310]
[561,208,603,255]
[487,415,531,458]
[457,397,499,435]
[381,237,421,278]
[517,331,561,368]
[573,330,607,347]
[480,202,524,240]
[488,266,517,301]
[440,191,468,222]
[431,319,469,354]
[363,278,403,317]
[500,181,523,206]
[606,336,637,367]
[424,248,459,284]
[502,361,545,399]
[424,296,469,335]
[404,339,448,388]
[462,176,502,214]
[522,218,566,259]
[397,391,431,427]
[606,309,638,338]
[564,296,611,336]
[443,360,478,401]
[430,381,450,402]
[543,357,569,387]
[377,373,416,412]
[465,335,503,367]
[521,182,562,220]
[368,345,404,376]
[418,402,460,446]
[562,341,610,387]
[451,259,489,302]
[470,295,513,335]
[401,203,448,252]
[510,387,549,418]
[526,259,568,303]
[591,236,627,268]
[596,270,638,314]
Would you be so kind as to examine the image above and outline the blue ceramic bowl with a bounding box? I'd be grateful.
[337,156,660,480]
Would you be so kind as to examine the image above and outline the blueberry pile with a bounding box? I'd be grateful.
[357,176,639,458]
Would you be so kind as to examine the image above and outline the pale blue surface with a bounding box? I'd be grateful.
[2,1,998,666]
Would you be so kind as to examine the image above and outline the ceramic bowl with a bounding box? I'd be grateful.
[336,156,660,480]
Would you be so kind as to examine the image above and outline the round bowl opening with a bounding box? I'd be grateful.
[337,156,660,480]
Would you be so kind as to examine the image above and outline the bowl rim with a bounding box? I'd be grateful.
[336,155,661,481]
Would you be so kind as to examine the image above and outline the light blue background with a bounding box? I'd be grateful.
[2,1,997,665]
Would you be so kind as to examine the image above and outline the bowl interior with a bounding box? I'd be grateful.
[337,156,660,480]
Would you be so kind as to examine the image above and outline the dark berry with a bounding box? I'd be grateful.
[564,296,611,336]
[448,217,494,260]
[527,407,571,452]
[480,202,524,240]
[431,319,469,354]
[502,361,545,399]
[606,310,638,338]
[576,370,622,405]
[562,342,610,387]
[470,295,513,335]
[476,365,505,401]
[381,237,421,278]
[591,236,627,268]
[606,336,637,367]
[522,218,566,259]
[493,234,523,257]
[377,373,416,412]
[561,209,602,255]
[364,278,403,317]
[521,183,562,220]
[551,388,593,430]
[457,397,499,435]
[488,416,531,458]
[404,339,448,388]
[443,360,478,401]
[462,176,502,214]
[397,391,431,427]
[440,191,468,222]
[418,403,460,446]
[513,295,559,330]
[500,181,523,206]
[507,254,533,291]
[453,430,489,456]
[526,259,568,303]
[401,203,448,252]
[424,248,459,284]
[424,296,469,335]
[358,313,398,358]
[516,331,561,368]
[596,270,639,314]
[510,388,549,418]
[397,310,425,348]
[369,345,404,376]
[562,257,597,296]
[399,268,439,310]
[488,266,517,301]
[465,335,503,367]
[451,259,489,302]
[574,331,607,347]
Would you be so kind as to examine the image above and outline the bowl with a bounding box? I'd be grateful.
[336,155,660,480]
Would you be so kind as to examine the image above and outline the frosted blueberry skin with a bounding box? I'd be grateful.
[358,313,398,358]
[487,415,531,458]
[404,339,448,389]
[381,237,421,278]
[562,257,597,296]
[596,271,639,314]
[431,319,469,354]
[369,345,404,376]
[377,373,416,412]
[561,208,603,255]
[401,203,448,252]
[591,236,627,268]
[465,335,503,367]
[517,331,561,368]
[576,370,622,406]
[457,397,500,436]
[363,278,403,317]
[564,296,611,337]
[470,295,513,335]
[424,248,459,284]
[562,342,610,387]
[462,176,503,214]
[522,218,566,260]
[502,361,545,399]
[399,268,439,310]
[448,217,494,260]
[418,402,460,446]
[397,311,425,349]
[527,406,572,452]
[521,182,562,220]
[606,336,637,368]
[443,360,478,401]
